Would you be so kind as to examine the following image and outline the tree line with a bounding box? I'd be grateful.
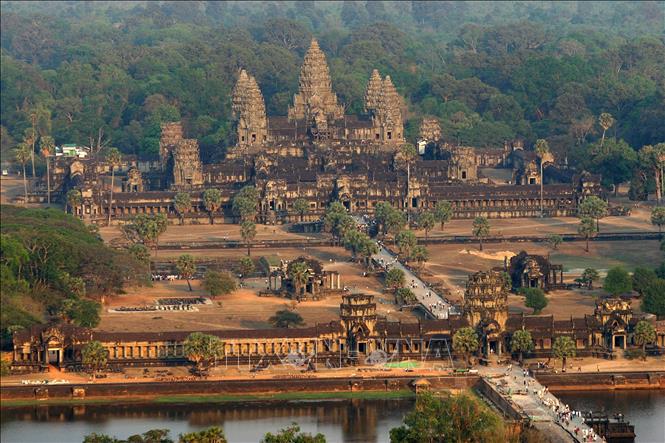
[1,1,663,175]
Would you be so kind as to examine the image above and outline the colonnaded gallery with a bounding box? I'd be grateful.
[32,38,605,224]
[12,271,665,371]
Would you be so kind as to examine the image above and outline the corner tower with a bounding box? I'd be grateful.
[232,69,268,147]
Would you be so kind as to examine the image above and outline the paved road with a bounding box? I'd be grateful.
[371,240,456,319]
[481,365,604,442]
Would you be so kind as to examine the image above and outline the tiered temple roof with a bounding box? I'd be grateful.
[288,39,344,122]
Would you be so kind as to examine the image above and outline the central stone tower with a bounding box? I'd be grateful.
[288,39,344,124]
[232,69,269,148]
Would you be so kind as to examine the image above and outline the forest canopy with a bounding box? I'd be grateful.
[0,1,663,167]
[0,206,139,346]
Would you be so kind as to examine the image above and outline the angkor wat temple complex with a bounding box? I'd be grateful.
[44,39,603,224]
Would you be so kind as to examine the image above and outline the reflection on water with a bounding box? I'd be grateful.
[556,390,665,443]
[2,391,664,443]
[0,398,415,443]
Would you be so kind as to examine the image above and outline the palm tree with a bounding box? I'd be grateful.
[39,136,55,205]
[472,216,490,251]
[105,148,122,226]
[598,112,615,147]
[202,188,222,225]
[534,139,550,218]
[173,192,192,225]
[23,127,36,177]
[13,143,31,206]
[293,198,309,222]
[288,260,310,298]
[240,220,256,256]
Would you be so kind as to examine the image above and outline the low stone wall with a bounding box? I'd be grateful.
[476,378,527,421]
[0,375,480,402]
[536,371,665,392]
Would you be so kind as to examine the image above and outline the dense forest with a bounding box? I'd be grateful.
[0,206,140,346]
[1,1,663,172]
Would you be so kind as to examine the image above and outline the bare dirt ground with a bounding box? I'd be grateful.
[99,248,416,334]
[99,222,328,244]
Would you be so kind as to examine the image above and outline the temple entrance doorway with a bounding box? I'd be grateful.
[613,335,625,349]
[358,342,367,354]
[342,200,350,210]
[47,349,60,365]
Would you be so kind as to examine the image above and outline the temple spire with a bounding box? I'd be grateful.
[364,69,383,113]
[288,38,344,122]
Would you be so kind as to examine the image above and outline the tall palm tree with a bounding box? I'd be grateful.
[289,261,310,298]
[534,139,550,218]
[13,143,31,206]
[39,136,55,205]
[23,129,37,177]
[105,148,122,226]
[598,112,615,147]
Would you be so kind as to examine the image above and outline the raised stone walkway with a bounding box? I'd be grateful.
[480,365,604,442]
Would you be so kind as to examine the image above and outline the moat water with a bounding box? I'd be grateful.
[1,392,664,443]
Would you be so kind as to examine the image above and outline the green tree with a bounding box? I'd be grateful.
[418,211,436,242]
[510,329,534,363]
[63,298,101,327]
[238,256,255,279]
[180,427,227,443]
[374,202,393,237]
[261,423,326,443]
[534,139,550,217]
[389,392,505,443]
[396,230,417,258]
[66,188,83,217]
[202,188,222,225]
[269,309,305,329]
[453,326,479,366]
[358,236,379,268]
[641,279,665,316]
[385,210,407,244]
[240,220,257,256]
[183,332,225,375]
[173,192,192,225]
[396,287,417,305]
[603,266,632,296]
[203,271,236,298]
[633,320,656,360]
[293,198,309,222]
[546,234,562,252]
[385,268,405,292]
[128,243,151,275]
[598,112,615,146]
[288,260,310,298]
[578,268,599,290]
[232,186,259,222]
[131,429,173,443]
[410,245,429,270]
[39,135,55,205]
[343,229,365,261]
[434,200,453,232]
[105,147,122,226]
[632,267,658,295]
[22,130,36,178]
[552,336,576,371]
[122,214,168,253]
[651,207,665,233]
[590,139,638,195]
[578,216,597,252]
[82,340,108,375]
[324,201,354,245]
[472,216,490,251]
[578,196,608,232]
[82,433,120,443]
[639,144,665,203]
[521,288,548,314]
[176,254,196,291]
[13,143,31,206]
